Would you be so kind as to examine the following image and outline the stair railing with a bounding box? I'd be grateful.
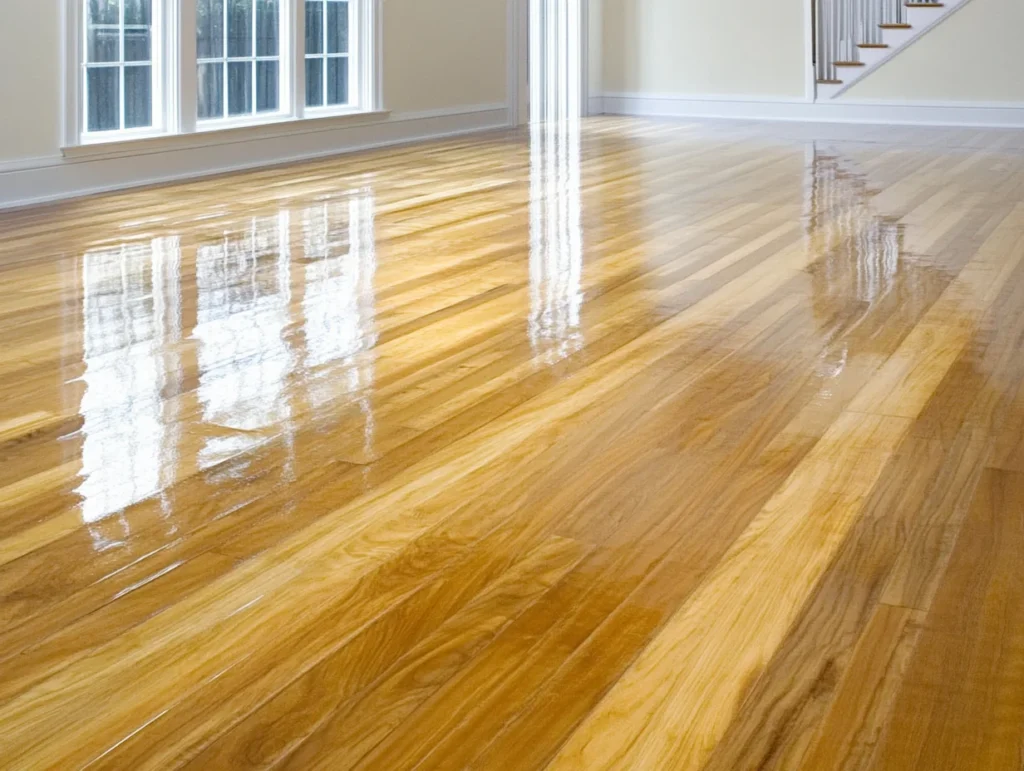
[816,0,934,83]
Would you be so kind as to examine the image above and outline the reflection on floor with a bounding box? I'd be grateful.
[2,116,1024,769]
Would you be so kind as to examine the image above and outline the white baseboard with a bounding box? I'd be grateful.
[0,104,510,211]
[600,92,1024,128]
[588,96,605,116]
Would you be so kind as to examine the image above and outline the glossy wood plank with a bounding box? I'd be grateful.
[814,468,1024,770]
[2,117,1024,769]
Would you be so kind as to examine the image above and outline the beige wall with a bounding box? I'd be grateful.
[842,0,1024,102]
[0,0,509,165]
[588,0,602,97]
[0,0,63,163]
[599,0,807,97]
[596,0,1024,105]
[384,0,508,112]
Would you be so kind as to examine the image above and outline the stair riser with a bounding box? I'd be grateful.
[816,82,844,101]
[856,48,889,68]
[879,27,915,48]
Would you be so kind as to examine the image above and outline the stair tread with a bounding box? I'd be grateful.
[880,23,913,27]
[833,61,866,66]
[906,2,945,6]
[858,43,889,48]
[817,79,844,85]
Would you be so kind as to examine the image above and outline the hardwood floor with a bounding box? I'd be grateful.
[2,116,1024,769]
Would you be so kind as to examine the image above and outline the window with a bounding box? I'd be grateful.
[83,0,159,133]
[66,0,380,146]
[197,0,281,121]
[305,0,351,109]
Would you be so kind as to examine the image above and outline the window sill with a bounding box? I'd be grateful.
[62,109,390,161]
[77,127,171,147]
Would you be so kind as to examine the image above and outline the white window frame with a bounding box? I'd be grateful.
[62,0,382,149]
[293,0,380,121]
[195,0,293,129]
[65,0,174,145]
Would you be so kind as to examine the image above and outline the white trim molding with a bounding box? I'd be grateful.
[0,104,509,210]
[600,93,1024,128]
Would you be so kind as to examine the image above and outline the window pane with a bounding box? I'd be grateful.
[198,62,224,119]
[305,58,323,107]
[256,61,278,112]
[327,56,348,106]
[86,0,119,62]
[197,0,224,58]
[124,65,152,128]
[124,0,150,25]
[87,66,120,131]
[124,26,151,61]
[88,0,119,26]
[88,25,121,62]
[227,0,253,57]
[327,1,348,54]
[305,1,323,55]
[255,0,278,57]
[228,61,252,115]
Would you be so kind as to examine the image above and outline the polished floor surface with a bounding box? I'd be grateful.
[2,117,1024,769]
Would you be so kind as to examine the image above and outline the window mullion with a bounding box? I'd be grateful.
[251,0,256,113]
[349,0,356,109]
[292,0,305,118]
[222,0,229,117]
[154,0,162,131]
[120,0,126,130]
[322,1,328,107]
[370,0,380,110]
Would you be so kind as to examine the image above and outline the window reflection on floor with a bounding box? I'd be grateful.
[194,212,293,468]
[302,193,377,387]
[77,237,181,530]
[74,192,379,528]
[806,145,903,306]
[803,144,909,397]
[529,121,584,365]
[301,192,378,459]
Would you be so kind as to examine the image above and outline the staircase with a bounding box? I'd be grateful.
[815,0,975,99]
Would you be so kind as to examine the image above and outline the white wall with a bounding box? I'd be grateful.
[0,0,511,206]
[599,0,807,97]
[842,0,1024,102]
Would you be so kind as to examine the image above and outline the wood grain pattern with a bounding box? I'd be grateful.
[1,116,1024,769]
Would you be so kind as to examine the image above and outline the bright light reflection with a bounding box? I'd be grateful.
[302,193,377,379]
[77,237,181,527]
[530,121,584,365]
[806,145,902,304]
[301,192,378,457]
[528,0,584,364]
[194,212,293,468]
